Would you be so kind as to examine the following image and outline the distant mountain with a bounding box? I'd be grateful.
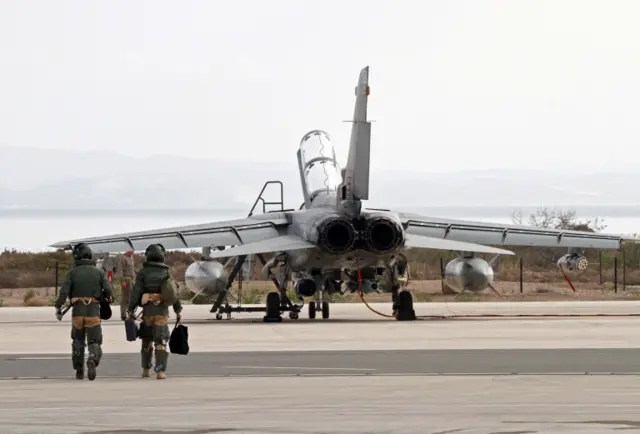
[1,146,639,214]
[0,146,294,210]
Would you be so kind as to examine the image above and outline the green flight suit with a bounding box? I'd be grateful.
[128,261,182,373]
[55,258,113,372]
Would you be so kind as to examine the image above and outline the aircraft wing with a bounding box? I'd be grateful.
[48,212,291,254]
[404,233,514,255]
[204,234,316,259]
[397,212,632,250]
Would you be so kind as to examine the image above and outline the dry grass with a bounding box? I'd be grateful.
[3,247,640,288]
[2,279,639,307]
[2,245,639,307]
[18,288,54,307]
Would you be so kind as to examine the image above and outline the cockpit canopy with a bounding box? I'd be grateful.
[298,130,342,202]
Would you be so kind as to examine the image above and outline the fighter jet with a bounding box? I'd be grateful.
[50,66,633,322]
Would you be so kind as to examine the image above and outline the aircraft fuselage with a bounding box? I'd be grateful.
[283,196,405,272]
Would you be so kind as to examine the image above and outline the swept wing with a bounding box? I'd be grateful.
[49,213,290,254]
[204,234,317,259]
[203,232,516,260]
[403,233,514,255]
[397,212,630,249]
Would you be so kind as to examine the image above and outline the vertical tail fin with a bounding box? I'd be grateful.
[340,66,371,203]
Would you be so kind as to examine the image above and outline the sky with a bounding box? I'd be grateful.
[1,0,640,173]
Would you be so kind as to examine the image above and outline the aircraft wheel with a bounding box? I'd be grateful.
[321,301,330,319]
[395,290,416,321]
[289,311,299,320]
[215,313,223,320]
[308,301,316,319]
[263,291,282,322]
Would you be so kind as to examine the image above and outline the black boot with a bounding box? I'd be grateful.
[86,355,97,381]
[154,347,168,380]
[72,341,85,379]
[141,340,154,371]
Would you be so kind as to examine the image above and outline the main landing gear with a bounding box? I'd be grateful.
[391,288,416,321]
[260,264,303,323]
[264,291,284,322]
[345,264,416,321]
[205,180,303,322]
[390,259,416,321]
[208,252,301,322]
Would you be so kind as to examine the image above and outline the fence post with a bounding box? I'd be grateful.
[237,267,243,307]
[55,261,59,297]
[599,250,603,285]
[519,257,523,294]
[623,249,626,291]
[440,256,444,293]
[614,256,618,293]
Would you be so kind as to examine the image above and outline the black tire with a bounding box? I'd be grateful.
[322,301,330,319]
[264,291,281,321]
[396,290,416,321]
[309,301,316,319]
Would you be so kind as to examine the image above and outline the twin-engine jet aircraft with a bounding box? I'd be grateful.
[51,66,632,322]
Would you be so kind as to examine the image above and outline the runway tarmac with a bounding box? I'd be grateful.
[2,302,640,433]
[3,348,640,379]
[2,375,640,434]
[3,303,640,354]
[4,300,640,324]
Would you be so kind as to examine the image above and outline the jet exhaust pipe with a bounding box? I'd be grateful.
[364,217,404,254]
[557,253,588,271]
[317,217,357,254]
[184,260,230,297]
[444,257,494,293]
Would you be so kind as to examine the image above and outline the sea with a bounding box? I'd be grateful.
[1,207,639,252]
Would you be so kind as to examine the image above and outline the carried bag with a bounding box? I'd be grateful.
[124,317,139,342]
[160,276,179,305]
[169,320,189,355]
[99,297,112,320]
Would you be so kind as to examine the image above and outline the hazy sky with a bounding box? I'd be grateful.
[1,0,639,173]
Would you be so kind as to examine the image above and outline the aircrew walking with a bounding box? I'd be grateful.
[54,243,113,381]
[127,244,182,379]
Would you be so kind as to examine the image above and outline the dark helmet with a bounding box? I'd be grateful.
[72,243,93,261]
[145,244,165,263]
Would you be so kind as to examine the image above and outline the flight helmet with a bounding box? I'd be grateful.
[72,243,93,261]
[144,244,165,263]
